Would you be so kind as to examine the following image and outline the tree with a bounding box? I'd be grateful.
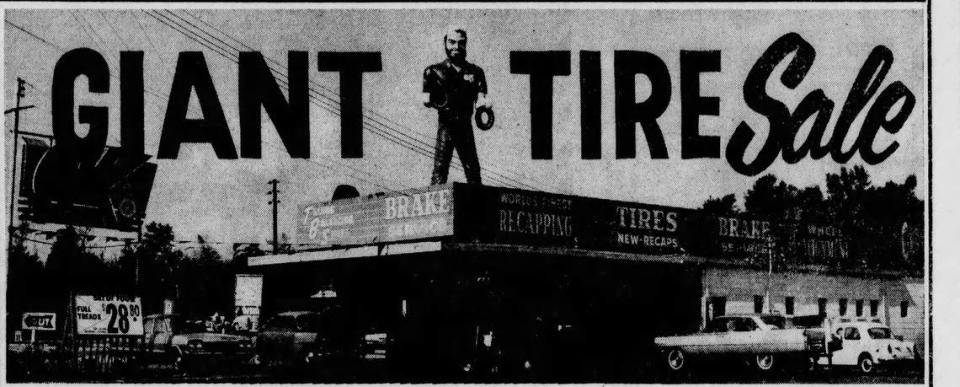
[116,222,184,315]
[825,165,872,226]
[232,243,265,270]
[175,240,232,319]
[744,174,800,220]
[7,222,45,321]
[826,169,924,271]
[730,166,924,272]
[701,194,739,216]
[45,227,107,292]
[795,186,827,223]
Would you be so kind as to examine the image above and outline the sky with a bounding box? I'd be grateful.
[3,6,927,255]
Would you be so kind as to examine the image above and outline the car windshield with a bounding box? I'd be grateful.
[759,315,786,329]
[868,327,892,339]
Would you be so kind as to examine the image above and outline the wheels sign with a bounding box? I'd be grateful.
[74,295,144,336]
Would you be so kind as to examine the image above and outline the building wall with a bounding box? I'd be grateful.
[703,267,884,320]
[882,277,926,353]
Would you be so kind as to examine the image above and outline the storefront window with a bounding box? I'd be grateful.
[785,296,795,315]
[839,298,848,316]
[870,300,879,317]
[753,295,764,313]
[856,299,864,317]
[709,296,726,318]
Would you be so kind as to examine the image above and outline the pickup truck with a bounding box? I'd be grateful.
[654,314,831,372]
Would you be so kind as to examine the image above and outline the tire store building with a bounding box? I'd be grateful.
[246,183,925,381]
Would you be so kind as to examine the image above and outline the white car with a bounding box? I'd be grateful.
[655,314,828,372]
[817,321,917,374]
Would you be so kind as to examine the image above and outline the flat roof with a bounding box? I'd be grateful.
[247,240,698,267]
[248,241,442,267]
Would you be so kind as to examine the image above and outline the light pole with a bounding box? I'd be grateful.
[267,179,279,254]
[6,77,35,250]
[766,238,774,313]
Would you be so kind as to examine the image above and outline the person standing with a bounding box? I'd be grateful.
[422,27,490,185]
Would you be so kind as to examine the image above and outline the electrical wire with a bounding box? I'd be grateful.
[163,10,554,192]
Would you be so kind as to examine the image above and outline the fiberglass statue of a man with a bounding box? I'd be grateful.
[423,27,494,185]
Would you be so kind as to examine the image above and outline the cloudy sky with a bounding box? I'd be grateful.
[4,6,926,251]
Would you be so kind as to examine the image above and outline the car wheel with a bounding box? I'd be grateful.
[858,354,875,374]
[665,348,686,372]
[754,354,775,372]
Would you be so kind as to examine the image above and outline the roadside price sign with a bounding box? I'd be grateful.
[74,295,144,336]
[21,312,57,331]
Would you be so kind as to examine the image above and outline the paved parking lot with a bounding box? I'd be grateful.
[130,362,925,384]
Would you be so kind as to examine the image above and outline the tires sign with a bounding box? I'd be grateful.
[74,295,144,336]
[22,312,57,331]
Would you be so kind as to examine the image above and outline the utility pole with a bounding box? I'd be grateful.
[766,238,774,313]
[268,179,279,254]
[7,78,34,251]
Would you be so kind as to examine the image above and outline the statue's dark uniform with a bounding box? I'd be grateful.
[423,59,487,185]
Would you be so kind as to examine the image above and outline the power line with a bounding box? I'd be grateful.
[5,20,62,49]
[182,10,556,192]
[187,11,547,192]
[147,11,433,190]
[164,10,552,192]
[146,11,414,194]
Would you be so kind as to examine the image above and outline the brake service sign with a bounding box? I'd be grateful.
[297,185,454,247]
[74,295,144,336]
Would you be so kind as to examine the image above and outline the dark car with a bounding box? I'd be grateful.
[255,310,354,367]
[143,314,254,371]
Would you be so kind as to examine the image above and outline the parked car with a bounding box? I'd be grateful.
[255,309,353,367]
[654,314,830,372]
[143,314,255,371]
[231,314,260,334]
[816,321,917,373]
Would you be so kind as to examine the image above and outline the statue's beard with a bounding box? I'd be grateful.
[446,48,466,63]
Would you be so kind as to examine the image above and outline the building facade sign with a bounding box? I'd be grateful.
[296,183,850,262]
[297,185,454,247]
[455,184,687,255]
